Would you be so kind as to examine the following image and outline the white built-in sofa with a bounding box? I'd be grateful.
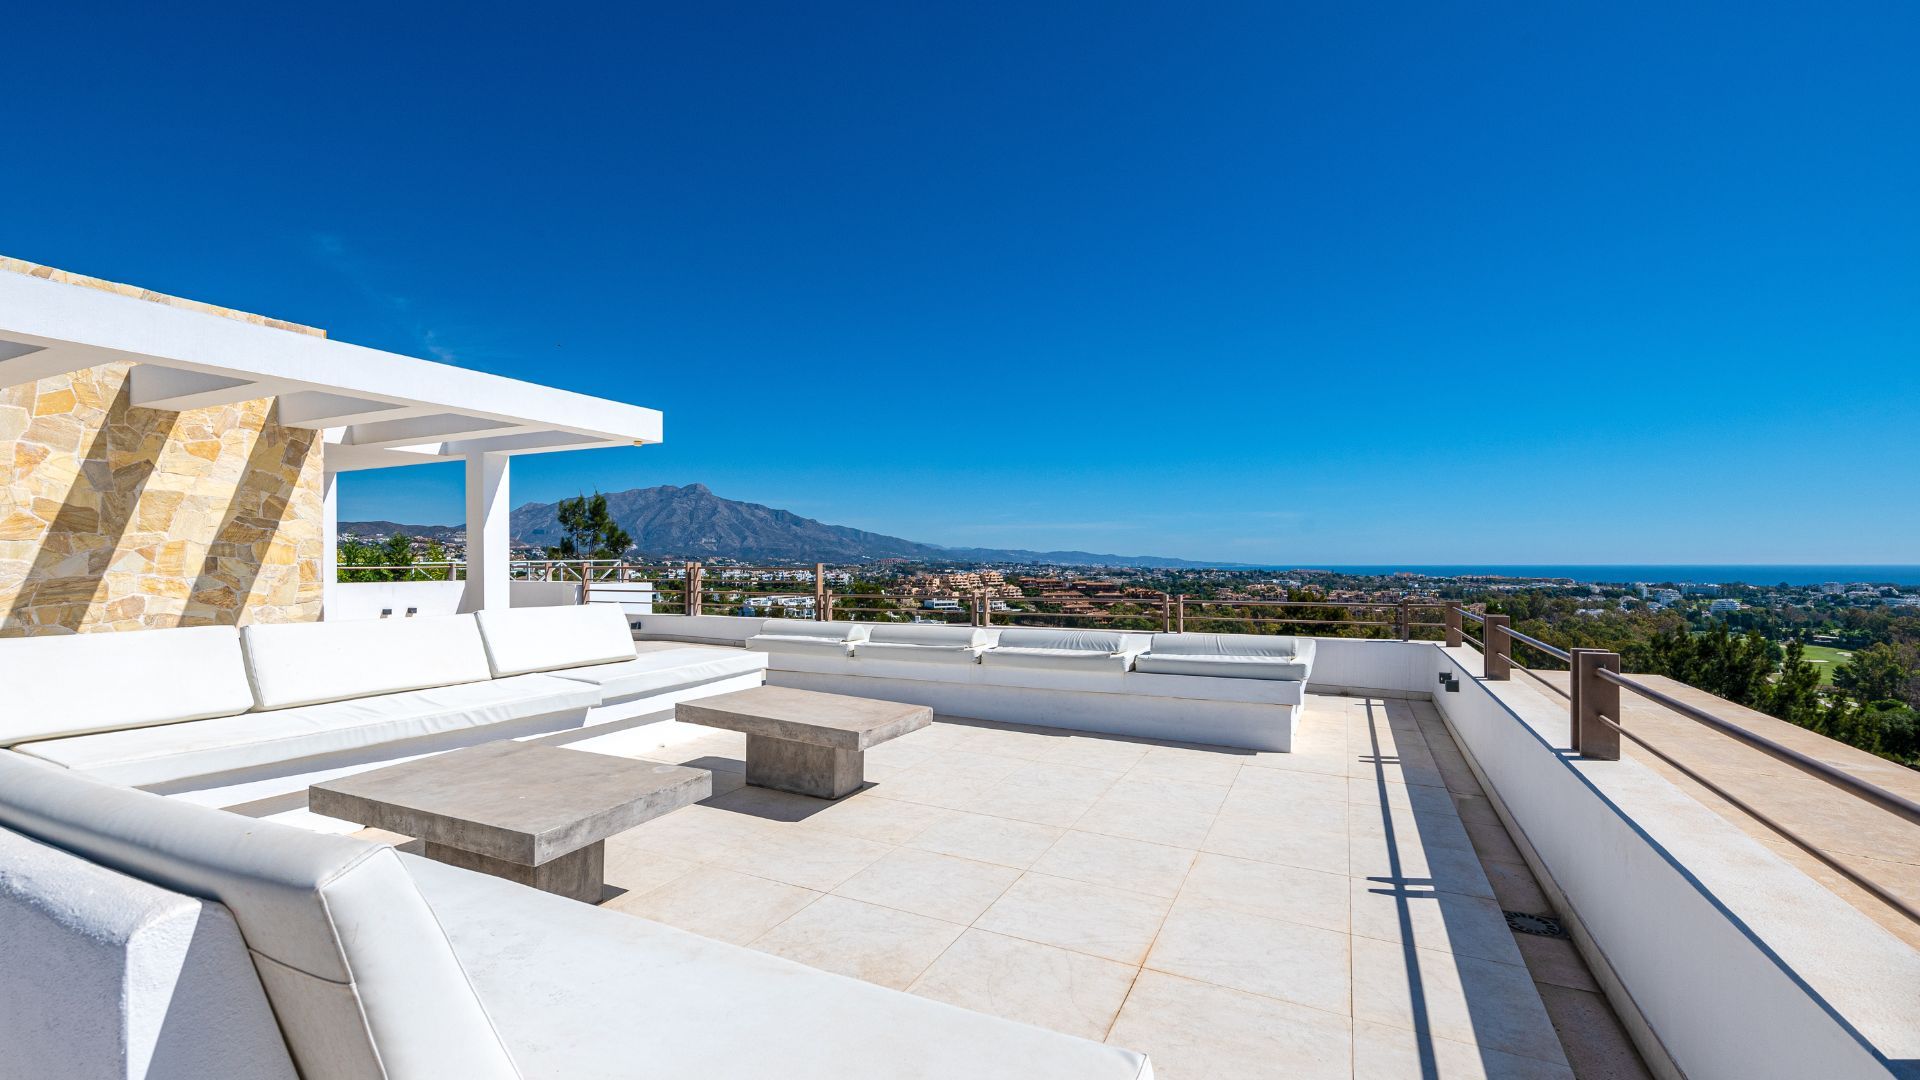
[748,623,1316,752]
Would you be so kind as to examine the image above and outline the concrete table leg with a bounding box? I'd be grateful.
[745,734,864,799]
[423,840,606,904]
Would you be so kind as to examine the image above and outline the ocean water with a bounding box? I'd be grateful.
[1263,565,1920,586]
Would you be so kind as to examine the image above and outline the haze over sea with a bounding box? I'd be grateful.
[1271,566,1920,587]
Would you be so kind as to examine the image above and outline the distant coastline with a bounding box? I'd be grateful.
[1273,565,1920,586]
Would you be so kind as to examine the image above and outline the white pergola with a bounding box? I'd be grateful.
[0,267,661,616]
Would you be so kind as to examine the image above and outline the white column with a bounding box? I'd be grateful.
[462,452,512,612]
[320,466,339,620]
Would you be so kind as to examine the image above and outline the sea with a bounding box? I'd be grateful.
[1256,565,1920,587]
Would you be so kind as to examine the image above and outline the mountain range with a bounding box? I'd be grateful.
[342,483,1235,568]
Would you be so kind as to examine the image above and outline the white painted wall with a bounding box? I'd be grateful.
[1431,647,1920,1080]
[328,580,583,620]
[0,828,297,1080]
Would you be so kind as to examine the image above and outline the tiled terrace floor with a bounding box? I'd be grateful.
[549,693,1650,1079]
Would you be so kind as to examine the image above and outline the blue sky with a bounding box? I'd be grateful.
[5,4,1916,564]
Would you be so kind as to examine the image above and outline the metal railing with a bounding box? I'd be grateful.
[1463,611,1920,928]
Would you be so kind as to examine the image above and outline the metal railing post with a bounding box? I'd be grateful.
[814,563,827,621]
[1444,602,1462,647]
[1574,650,1622,759]
[978,590,991,627]
[1484,614,1512,680]
[1161,594,1172,632]
[823,589,835,621]
[1398,598,1411,641]
[1175,595,1186,634]
[685,561,702,616]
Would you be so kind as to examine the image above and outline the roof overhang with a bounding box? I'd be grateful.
[0,266,661,472]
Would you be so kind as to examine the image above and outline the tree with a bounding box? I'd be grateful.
[1833,643,1914,706]
[547,492,632,561]
[380,533,414,581]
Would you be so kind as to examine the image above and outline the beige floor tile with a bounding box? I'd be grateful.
[1240,744,1352,779]
[1353,1019,1575,1080]
[1203,812,1349,875]
[616,803,774,863]
[795,792,958,845]
[1351,935,1567,1067]
[962,760,1123,827]
[1534,983,1655,1080]
[833,847,1020,923]
[1221,771,1352,830]
[976,871,1172,964]
[1350,830,1495,899]
[1104,773,1230,815]
[947,722,1073,760]
[1483,859,1553,914]
[909,928,1137,1041]
[619,865,820,945]
[1179,852,1349,933]
[1513,933,1601,993]
[1034,734,1154,771]
[717,825,892,892]
[1145,897,1351,1014]
[1349,754,1450,789]
[1076,791,1218,849]
[1107,970,1353,1080]
[867,765,1002,811]
[1464,819,1529,865]
[752,894,964,989]
[922,748,1029,781]
[1030,829,1198,898]
[1451,792,1505,826]
[1127,747,1245,787]
[906,809,1064,869]
[600,844,698,903]
[1350,775,1459,815]
[1349,802,1477,853]
[1350,877,1524,966]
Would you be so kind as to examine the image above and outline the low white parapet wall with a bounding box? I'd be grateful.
[326,580,581,620]
[1431,645,1920,1080]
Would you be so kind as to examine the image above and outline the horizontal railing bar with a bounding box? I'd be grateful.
[1460,631,1483,648]
[1596,670,1920,828]
[1513,662,1572,700]
[1460,609,1486,623]
[1591,711,1920,927]
[1507,628,1573,663]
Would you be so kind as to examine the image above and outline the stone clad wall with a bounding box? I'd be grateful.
[0,261,327,636]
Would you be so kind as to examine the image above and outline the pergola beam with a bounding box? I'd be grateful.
[128,364,288,412]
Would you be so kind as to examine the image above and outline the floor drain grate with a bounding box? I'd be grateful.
[1503,910,1568,938]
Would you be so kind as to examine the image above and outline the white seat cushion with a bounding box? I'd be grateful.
[403,854,1152,1080]
[855,641,989,665]
[1132,654,1311,680]
[547,648,768,703]
[754,620,870,642]
[476,604,637,676]
[0,755,519,1080]
[748,635,861,657]
[865,624,993,648]
[242,615,495,710]
[0,625,255,746]
[14,675,599,787]
[985,648,1137,673]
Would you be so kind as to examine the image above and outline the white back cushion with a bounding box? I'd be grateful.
[476,605,635,677]
[994,628,1138,654]
[865,624,991,647]
[0,754,518,1080]
[0,626,254,746]
[756,620,870,642]
[1147,632,1302,659]
[242,615,493,710]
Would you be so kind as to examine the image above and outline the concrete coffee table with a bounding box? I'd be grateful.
[309,741,709,903]
[676,685,932,799]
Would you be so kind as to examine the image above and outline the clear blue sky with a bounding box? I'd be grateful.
[6,4,1916,564]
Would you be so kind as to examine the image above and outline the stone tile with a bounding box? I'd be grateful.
[795,792,957,845]
[1351,935,1568,1067]
[600,844,698,902]
[1464,818,1529,866]
[716,826,892,892]
[947,722,1072,760]
[1534,983,1655,1080]
[1354,1019,1575,1079]
[1349,753,1450,790]
[1030,829,1198,898]
[833,847,1020,924]
[1350,877,1525,966]
[1350,827,1496,899]
[1452,792,1505,827]
[1203,812,1349,875]
[1352,776,1459,816]
[1145,896,1351,1014]
[1103,773,1230,815]
[921,748,1028,781]
[619,865,820,945]
[1483,859,1553,914]
[752,895,964,990]
[909,929,1137,1041]
[867,765,1001,811]
[1513,932,1601,992]
[1240,744,1352,780]
[976,871,1172,964]
[1179,852,1349,933]
[1349,802,1477,854]
[1075,790,1218,849]
[963,761,1123,827]
[1107,970,1352,1080]
[1034,734,1154,771]
[616,803,774,864]
[1127,747,1245,787]
[906,810,1064,869]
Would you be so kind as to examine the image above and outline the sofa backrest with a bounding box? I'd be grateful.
[0,626,255,747]
[241,615,494,710]
[475,605,635,677]
[993,628,1143,654]
[1148,632,1304,658]
[865,624,993,647]
[756,620,871,642]
[0,753,519,1080]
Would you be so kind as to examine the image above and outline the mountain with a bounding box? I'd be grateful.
[336,520,464,542]
[347,484,1238,567]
